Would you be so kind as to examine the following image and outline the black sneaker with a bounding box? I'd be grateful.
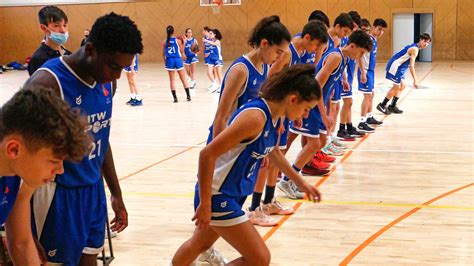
[387,105,403,114]
[358,122,375,133]
[337,129,355,141]
[376,103,391,115]
[173,98,178,103]
[187,95,192,102]
[367,117,383,125]
[126,98,135,105]
[347,126,366,138]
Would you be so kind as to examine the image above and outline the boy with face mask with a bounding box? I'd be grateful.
[28,5,71,76]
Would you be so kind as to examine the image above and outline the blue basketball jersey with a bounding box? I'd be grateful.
[321,34,336,58]
[316,47,348,105]
[208,41,222,60]
[0,176,21,224]
[208,56,269,143]
[204,98,279,198]
[220,55,268,109]
[165,37,181,59]
[360,35,378,71]
[340,36,356,83]
[293,33,315,65]
[39,57,113,187]
[203,35,212,55]
[386,43,417,75]
[289,42,303,66]
[184,37,197,57]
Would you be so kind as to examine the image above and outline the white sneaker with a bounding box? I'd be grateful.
[247,207,279,227]
[261,200,294,215]
[277,180,304,199]
[331,137,347,149]
[198,247,228,266]
[207,83,215,92]
[190,80,197,88]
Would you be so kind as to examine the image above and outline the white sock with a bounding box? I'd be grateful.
[360,116,367,123]
[367,112,373,118]
[327,135,332,144]
[135,94,142,101]
[130,93,136,99]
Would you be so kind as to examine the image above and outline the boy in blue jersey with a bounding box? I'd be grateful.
[0,87,91,265]
[339,12,368,140]
[285,30,372,193]
[357,18,388,133]
[377,33,431,114]
[300,10,330,65]
[23,13,143,265]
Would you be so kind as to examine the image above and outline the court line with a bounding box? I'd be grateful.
[117,140,206,182]
[449,63,474,75]
[347,148,473,155]
[340,182,474,265]
[262,65,437,242]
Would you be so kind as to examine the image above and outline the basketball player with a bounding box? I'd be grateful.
[23,13,143,265]
[283,31,372,200]
[208,14,291,228]
[124,54,142,106]
[1,87,91,265]
[172,65,322,266]
[28,5,71,76]
[357,18,388,132]
[300,10,330,65]
[184,28,199,88]
[202,26,217,91]
[203,29,224,93]
[377,33,431,114]
[322,13,355,156]
[266,20,329,199]
[338,11,367,140]
[164,25,191,102]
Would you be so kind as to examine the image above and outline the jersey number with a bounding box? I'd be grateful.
[89,140,102,160]
[168,46,176,54]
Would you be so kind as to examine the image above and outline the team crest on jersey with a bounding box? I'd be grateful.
[48,249,57,257]
[253,78,257,86]
[264,130,269,137]
[76,95,82,105]
[220,201,227,208]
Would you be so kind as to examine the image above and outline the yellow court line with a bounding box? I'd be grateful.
[112,191,474,211]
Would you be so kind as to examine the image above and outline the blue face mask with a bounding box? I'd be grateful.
[48,29,69,45]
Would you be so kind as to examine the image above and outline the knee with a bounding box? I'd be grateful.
[245,246,271,266]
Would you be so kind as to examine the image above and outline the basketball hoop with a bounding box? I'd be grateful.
[211,0,223,14]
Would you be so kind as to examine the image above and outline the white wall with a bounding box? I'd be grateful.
[393,13,415,55]
[419,13,433,62]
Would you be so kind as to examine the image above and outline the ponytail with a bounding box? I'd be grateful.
[248,15,291,47]
[166,25,174,47]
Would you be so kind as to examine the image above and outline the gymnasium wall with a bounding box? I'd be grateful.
[0,0,472,64]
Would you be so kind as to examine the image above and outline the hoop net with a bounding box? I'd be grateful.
[211,0,223,14]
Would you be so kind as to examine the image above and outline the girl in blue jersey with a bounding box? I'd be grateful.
[209,15,292,226]
[0,87,91,264]
[172,64,322,266]
[184,28,199,88]
[203,28,224,93]
[163,25,191,102]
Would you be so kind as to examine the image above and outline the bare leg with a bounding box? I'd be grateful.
[172,226,220,266]
[79,254,98,266]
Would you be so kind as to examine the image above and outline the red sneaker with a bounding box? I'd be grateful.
[314,151,336,163]
[310,156,330,169]
[301,164,330,176]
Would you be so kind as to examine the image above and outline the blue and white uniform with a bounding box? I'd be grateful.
[32,57,113,264]
[207,40,223,67]
[294,33,315,65]
[330,36,345,103]
[290,47,347,137]
[203,35,212,65]
[385,43,418,84]
[195,98,279,226]
[123,54,138,73]
[0,176,21,225]
[184,37,199,65]
[164,37,184,71]
[341,37,357,98]
[207,55,268,143]
[278,42,305,148]
[358,35,378,93]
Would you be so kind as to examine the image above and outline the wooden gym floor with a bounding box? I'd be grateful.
[0,61,472,265]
